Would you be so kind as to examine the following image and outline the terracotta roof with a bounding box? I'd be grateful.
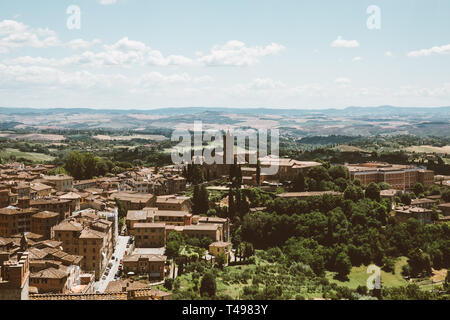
[123,254,167,263]
[53,221,83,232]
[32,211,60,219]
[79,228,106,239]
[31,267,68,279]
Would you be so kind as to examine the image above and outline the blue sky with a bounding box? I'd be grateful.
[1,0,450,109]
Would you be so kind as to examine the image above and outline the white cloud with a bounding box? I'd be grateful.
[4,36,284,69]
[0,63,126,89]
[385,51,393,57]
[352,56,363,62]
[198,40,285,66]
[5,37,195,67]
[0,20,60,53]
[248,78,286,90]
[0,20,100,53]
[65,39,102,50]
[335,77,351,86]
[96,37,195,66]
[407,44,450,57]
[394,83,450,98]
[0,62,214,93]
[99,0,117,5]
[331,36,360,48]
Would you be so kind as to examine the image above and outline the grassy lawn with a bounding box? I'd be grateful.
[0,148,55,162]
[216,264,259,299]
[326,257,408,289]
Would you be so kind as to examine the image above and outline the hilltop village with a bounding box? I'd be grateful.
[0,137,449,300]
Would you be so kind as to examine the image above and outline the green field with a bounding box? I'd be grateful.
[326,257,409,289]
[0,148,55,162]
[334,145,370,153]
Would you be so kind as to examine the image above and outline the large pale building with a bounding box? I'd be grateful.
[43,175,74,192]
[346,163,434,191]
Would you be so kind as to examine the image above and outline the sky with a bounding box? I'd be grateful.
[1,0,450,110]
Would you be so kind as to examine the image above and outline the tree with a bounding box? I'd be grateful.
[408,249,432,277]
[215,253,226,269]
[365,182,381,202]
[328,165,349,180]
[189,164,204,185]
[335,177,348,192]
[164,278,174,290]
[444,270,450,293]
[83,153,97,179]
[192,185,201,214]
[413,183,425,197]
[256,160,261,186]
[335,252,352,280]
[115,199,127,219]
[344,185,364,202]
[243,242,254,261]
[379,182,392,190]
[200,185,209,214]
[400,193,412,205]
[442,190,450,203]
[293,171,305,192]
[307,166,331,182]
[229,164,242,189]
[64,151,85,180]
[165,231,182,260]
[200,272,216,297]
[228,189,235,218]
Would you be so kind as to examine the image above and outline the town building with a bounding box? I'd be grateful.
[156,195,191,212]
[122,254,166,280]
[130,223,166,248]
[0,207,40,237]
[110,192,155,211]
[53,218,114,280]
[346,163,434,191]
[31,211,60,239]
[209,241,231,263]
[42,175,74,192]
[411,198,437,209]
[395,206,433,224]
[182,224,223,242]
[30,199,72,221]
[0,251,30,300]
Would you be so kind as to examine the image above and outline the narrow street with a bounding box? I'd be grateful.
[94,236,130,293]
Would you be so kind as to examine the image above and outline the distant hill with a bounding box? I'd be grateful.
[0,105,449,117]
[0,106,448,137]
